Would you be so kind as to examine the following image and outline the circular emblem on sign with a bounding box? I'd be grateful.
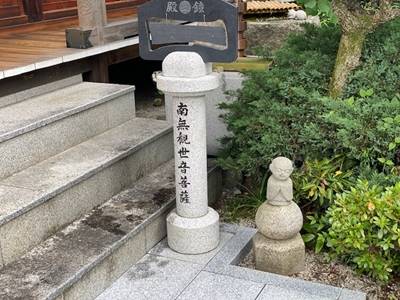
[179,1,192,14]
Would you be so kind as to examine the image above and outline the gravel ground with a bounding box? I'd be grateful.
[135,97,166,121]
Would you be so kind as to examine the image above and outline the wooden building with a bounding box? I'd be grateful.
[0,0,245,89]
[0,0,144,27]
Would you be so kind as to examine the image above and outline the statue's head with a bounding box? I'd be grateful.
[270,157,293,181]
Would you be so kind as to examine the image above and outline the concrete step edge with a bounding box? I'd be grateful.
[0,118,174,268]
[0,83,136,180]
[0,118,172,227]
[0,81,135,144]
[0,160,222,300]
[0,75,83,109]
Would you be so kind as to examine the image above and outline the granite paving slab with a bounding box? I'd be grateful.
[256,285,332,300]
[148,231,233,265]
[177,271,264,300]
[96,255,203,300]
[97,225,366,300]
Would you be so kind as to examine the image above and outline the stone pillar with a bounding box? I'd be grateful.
[156,52,221,254]
[253,157,305,275]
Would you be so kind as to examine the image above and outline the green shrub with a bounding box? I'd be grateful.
[294,156,354,211]
[325,181,400,282]
[320,92,400,170]
[293,157,354,251]
[218,20,400,176]
[358,167,400,187]
[218,25,341,176]
[344,18,400,99]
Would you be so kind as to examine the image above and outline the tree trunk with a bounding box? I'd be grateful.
[329,30,367,98]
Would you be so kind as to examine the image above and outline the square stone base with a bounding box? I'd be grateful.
[253,232,305,275]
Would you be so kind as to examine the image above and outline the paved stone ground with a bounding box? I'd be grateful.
[96,224,366,300]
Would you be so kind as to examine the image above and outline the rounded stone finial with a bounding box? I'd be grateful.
[162,52,209,78]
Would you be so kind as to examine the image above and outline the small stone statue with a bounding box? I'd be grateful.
[253,156,305,275]
[267,157,293,206]
[288,9,307,20]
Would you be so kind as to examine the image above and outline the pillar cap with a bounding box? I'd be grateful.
[162,52,209,78]
[156,52,221,94]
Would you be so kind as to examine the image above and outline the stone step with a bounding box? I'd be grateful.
[0,75,83,109]
[0,160,222,300]
[0,118,173,268]
[0,81,136,180]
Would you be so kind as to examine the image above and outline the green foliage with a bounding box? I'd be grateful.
[219,20,400,176]
[218,25,341,176]
[320,92,400,170]
[297,0,337,24]
[218,14,400,285]
[302,214,330,253]
[344,18,400,99]
[358,166,400,187]
[293,157,354,251]
[222,174,268,222]
[325,181,400,282]
[294,156,354,210]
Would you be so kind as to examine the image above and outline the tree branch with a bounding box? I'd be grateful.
[374,0,400,25]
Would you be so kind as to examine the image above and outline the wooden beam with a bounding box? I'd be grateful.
[106,44,140,65]
[66,18,138,49]
[103,18,138,43]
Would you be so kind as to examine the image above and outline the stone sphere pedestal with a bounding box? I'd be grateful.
[253,200,305,275]
[256,201,303,240]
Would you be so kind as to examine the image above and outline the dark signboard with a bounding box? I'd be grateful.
[138,0,238,62]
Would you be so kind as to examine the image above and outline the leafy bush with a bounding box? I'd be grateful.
[294,156,354,211]
[344,18,400,99]
[218,17,400,284]
[218,25,341,176]
[296,0,337,25]
[218,20,400,176]
[358,167,400,187]
[320,92,400,170]
[293,157,354,251]
[325,181,400,282]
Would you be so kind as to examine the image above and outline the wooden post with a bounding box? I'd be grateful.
[22,0,43,22]
[67,0,138,49]
[84,53,110,83]
[237,0,247,57]
[77,0,107,46]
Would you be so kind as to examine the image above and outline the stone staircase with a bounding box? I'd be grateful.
[0,76,222,299]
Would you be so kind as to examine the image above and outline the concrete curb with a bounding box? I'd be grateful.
[205,226,366,300]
